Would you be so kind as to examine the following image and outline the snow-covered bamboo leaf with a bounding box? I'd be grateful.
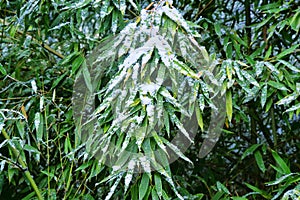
[266,173,297,186]
[276,93,298,105]
[168,109,193,142]
[278,60,300,72]
[160,137,193,165]
[255,61,264,77]
[240,70,260,87]
[162,6,192,34]
[105,173,123,200]
[264,62,280,74]
[284,103,300,113]
[261,84,268,108]
[124,159,136,193]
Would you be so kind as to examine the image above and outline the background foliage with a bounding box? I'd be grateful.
[0,0,300,199]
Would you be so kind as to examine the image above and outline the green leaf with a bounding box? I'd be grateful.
[250,15,273,29]
[124,160,135,193]
[259,2,280,11]
[241,144,261,160]
[265,98,273,112]
[75,160,93,172]
[0,63,7,75]
[226,90,232,122]
[105,173,123,200]
[34,112,43,145]
[264,45,272,60]
[231,198,248,200]
[24,144,40,154]
[268,80,288,91]
[271,150,291,174]
[154,174,163,198]
[151,188,159,200]
[225,60,233,81]
[264,62,279,74]
[216,181,230,194]
[61,51,80,65]
[261,84,268,108]
[278,60,300,72]
[245,183,271,199]
[276,92,298,105]
[51,71,68,90]
[255,61,264,77]
[162,190,170,200]
[276,44,300,59]
[139,173,150,200]
[254,151,266,173]
[214,23,221,36]
[240,69,260,87]
[290,11,300,32]
[160,137,193,165]
[82,60,93,92]
[266,173,297,186]
[72,54,85,76]
[284,103,300,113]
[195,101,204,131]
[230,32,247,47]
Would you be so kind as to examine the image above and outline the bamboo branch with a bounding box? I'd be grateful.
[1,128,44,200]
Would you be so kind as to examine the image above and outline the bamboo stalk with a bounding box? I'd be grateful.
[1,128,44,200]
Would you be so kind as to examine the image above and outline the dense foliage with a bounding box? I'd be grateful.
[0,0,299,199]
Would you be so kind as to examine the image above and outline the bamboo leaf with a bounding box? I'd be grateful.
[276,93,298,105]
[278,60,300,72]
[105,173,123,200]
[261,84,268,108]
[124,160,136,194]
[0,63,7,75]
[254,151,266,173]
[271,150,291,174]
[276,44,300,59]
[226,90,232,122]
[245,183,271,199]
[154,174,163,198]
[195,101,204,131]
[241,144,261,160]
[139,173,150,200]
[264,62,279,74]
[160,137,193,165]
[284,103,300,113]
[268,80,288,91]
[266,173,297,186]
[216,181,230,194]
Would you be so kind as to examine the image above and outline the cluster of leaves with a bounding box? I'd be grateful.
[0,0,300,200]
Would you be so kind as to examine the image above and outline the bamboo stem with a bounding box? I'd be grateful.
[1,128,44,200]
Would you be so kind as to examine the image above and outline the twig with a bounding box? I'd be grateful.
[195,0,214,19]
[145,2,154,10]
